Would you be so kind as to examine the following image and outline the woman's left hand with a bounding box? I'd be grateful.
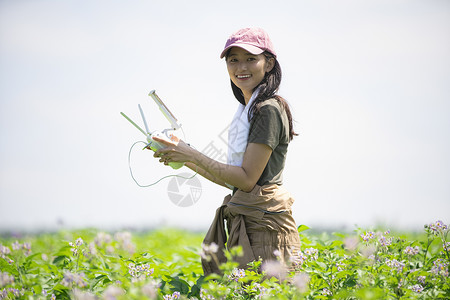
[150,135,193,166]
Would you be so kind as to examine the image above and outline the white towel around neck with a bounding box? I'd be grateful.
[227,87,261,167]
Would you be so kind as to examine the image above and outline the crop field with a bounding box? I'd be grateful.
[0,221,449,299]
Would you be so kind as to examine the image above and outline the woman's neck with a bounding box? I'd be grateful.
[244,87,261,105]
[243,91,252,105]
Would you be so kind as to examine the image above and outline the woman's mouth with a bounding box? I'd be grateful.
[236,74,251,79]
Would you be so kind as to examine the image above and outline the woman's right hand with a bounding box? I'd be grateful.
[151,136,194,166]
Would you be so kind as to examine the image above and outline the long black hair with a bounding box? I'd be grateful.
[227,50,297,141]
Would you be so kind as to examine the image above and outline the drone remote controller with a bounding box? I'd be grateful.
[120,90,184,170]
[146,130,183,169]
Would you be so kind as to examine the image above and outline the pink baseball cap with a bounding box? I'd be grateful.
[220,28,277,59]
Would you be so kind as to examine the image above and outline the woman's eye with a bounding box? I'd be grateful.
[247,57,256,61]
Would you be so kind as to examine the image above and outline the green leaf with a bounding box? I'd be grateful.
[33,285,43,295]
[328,240,344,248]
[0,257,19,276]
[315,261,328,271]
[53,245,73,257]
[25,252,41,263]
[333,232,346,238]
[189,284,201,298]
[298,225,310,233]
[169,277,191,294]
[52,283,71,300]
[91,274,108,288]
[343,276,357,287]
[53,255,69,266]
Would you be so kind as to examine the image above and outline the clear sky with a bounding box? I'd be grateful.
[1,0,449,232]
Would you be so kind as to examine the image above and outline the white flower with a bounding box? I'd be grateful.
[344,236,359,251]
[262,260,287,280]
[12,241,20,251]
[202,242,219,254]
[72,288,96,300]
[141,281,160,298]
[0,272,15,287]
[95,232,112,246]
[293,273,310,293]
[304,248,318,260]
[208,242,218,253]
[102,286,124,300]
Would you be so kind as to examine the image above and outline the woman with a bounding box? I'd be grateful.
[152,28,301,275]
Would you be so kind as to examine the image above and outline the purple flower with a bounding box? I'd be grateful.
[443,242,450,252]
[404,246,420,255]
[417,276,426,284]
[431,259,449,277]
[163,291,181,300]
[128,263,154,282]
[290,251,308,268]
[386,259,405,273]
[409,284,424,293]
[61,271,87,288]
[227,268,245,282]
[335,262,345,272]
[426,220,449,236]
[360,231,375,242]
[378,236,392,247]
[0,244,11,258]
[321,288,332,296]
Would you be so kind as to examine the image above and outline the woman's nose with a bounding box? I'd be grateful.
[237,62,248,71]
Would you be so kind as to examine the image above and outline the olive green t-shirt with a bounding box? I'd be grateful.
[248,98,290,186]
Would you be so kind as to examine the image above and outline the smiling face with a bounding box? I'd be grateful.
[226,47,275,103]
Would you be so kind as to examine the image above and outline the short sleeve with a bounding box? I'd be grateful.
[248,103,283,150]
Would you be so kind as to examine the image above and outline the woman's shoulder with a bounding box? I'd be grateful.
[258,98,283,112]
[256,98,289,130]
[258,98,288,119]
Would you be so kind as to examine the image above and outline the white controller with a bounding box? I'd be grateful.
[146,130,184,169]
[120,90,185,170]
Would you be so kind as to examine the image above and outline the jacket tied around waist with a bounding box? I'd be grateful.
[201,184,301,276]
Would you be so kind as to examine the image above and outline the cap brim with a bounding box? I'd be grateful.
[220,43,265,58]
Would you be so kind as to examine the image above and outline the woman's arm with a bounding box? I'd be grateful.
[184,162,231,189]
[152,137,272,192]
